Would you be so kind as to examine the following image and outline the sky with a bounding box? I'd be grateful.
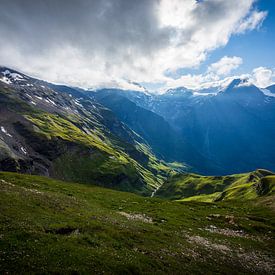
[0,0,274,92]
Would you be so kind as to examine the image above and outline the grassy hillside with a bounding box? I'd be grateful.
[0,172,274,274]
[24,111,165,195]
[155,169,275,202]
[0,83,173,196]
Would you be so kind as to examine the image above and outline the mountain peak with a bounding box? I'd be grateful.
[221,78,264,98]
[225,78,251,90]
[0,66,29,85]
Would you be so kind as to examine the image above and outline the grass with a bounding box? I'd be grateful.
[0,172,274,274]
[25,111,175,196]
[156,169,275,202]
[180,192,221,202]
[155,172,244,200]
[214,170,275,202]
[25,113,117,155]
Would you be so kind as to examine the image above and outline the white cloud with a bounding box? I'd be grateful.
[252,67,275,88]
[164,56,243,90]
[0,0,267,88]
[235,10,267,34]
[164,72,238,91]
[207,56,243,76]
[162,56,274,91]
[163,66,275,91]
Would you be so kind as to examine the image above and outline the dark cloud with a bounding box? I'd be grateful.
[0,0,171,58]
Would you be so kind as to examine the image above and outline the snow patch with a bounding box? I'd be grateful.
[10,73,24,80]
[0,76,12,84]
[3,70,25,81]
[20,146,27,155]
[236,80,253,87]
[2,70,11,76]
[261,88,275,97]
[74,100,83,107]
[192,92,216,97]
[47,98,56,105]
[1,126,12,137]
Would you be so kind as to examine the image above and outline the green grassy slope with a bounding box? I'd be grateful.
[0,172,274,274]
[215,170,275,201]
[0,84,173,195]
[24,111,164,195]
[155,169,275,202]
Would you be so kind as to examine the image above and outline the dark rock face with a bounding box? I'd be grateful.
[0,158,19,172]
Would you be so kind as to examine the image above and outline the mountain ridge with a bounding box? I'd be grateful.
[1,66,275,178]
[0,67,174,196]
[97,79,275,175]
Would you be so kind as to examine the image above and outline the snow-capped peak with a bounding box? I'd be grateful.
[260,88,275,98]
[0,67,28,85]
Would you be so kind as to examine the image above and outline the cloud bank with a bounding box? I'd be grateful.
[0,0,267,89]
[252,67,275,88]
[207,56,243,76]
[164,62,275,91]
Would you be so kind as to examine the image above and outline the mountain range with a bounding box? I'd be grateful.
[92,79,275,175]
[1,66,275,184]
[0,66,176,196]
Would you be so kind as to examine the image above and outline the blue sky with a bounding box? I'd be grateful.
[150,0,275,91]
[194,0,275,75]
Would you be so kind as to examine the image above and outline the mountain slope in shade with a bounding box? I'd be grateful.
[106,79,275,175]
[266,84,275,94]
[0,67,172,195]
[91,89,220,174]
